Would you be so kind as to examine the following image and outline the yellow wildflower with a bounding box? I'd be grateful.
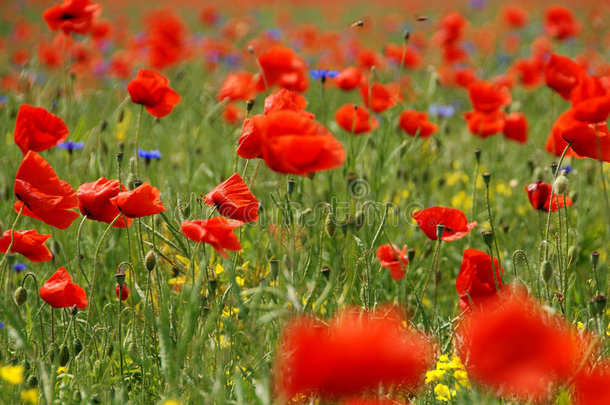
[425,369,446,383]
[20,389,39,404]
[434,383,455,402]
[0,364,24,385]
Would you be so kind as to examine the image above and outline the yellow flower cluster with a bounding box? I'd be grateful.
[425,355,470,402]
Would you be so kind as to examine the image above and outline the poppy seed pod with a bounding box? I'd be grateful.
[436,223,446,240]
[26,375,38,388]
[325,211,337,238]
[73,338,83,356]
[145,250,156,271]
[116,152,123,164]
[481,230,494,249]
[591,251,600,268]
[553,172,569,195]
[474,148,481,163]
[269,258,279,279]
[407,248,415,262]
[588,295,607,316]
[482,172,491,186]
[287,178,295,195]
[58,345,70,367]
[13,286,27,306]
[541,260,553,283]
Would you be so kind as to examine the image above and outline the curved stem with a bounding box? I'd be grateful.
[75,215,90,287]
[21,272,46,354]
[544,144,570,260]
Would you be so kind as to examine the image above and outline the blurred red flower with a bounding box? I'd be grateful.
[274,307,435,401]
[456,249,503,311]
[384,44,421,69]
[502,112,528,143]
[115,284,130,301]
[467,81,511,113]
[360,82,397,113]
[412,206,477,241]
[376,244,408,281]
[545,5,580,40]
[335,104,378,135]
[204,173,258,223]
[570,74,610,124]
[14,151,79,229]
[464,109,506,138]
[334,67,362,91]
[14,105,69,155]
[264,88,313,119]
[217,72,256,102]
[255,45,308,92]
[43,0,101,35]
[110,181,166,218]
[40,267,88,309]
[501,5,528,28]
[0,229,53,262]
[571,361,610,405]
[524,181,572,212]
[77,178,131,227]
[398,110,438,138]
[181,217,242,258]
[544,53,582,100]
[127,68,180,118]
[146,10,188,70]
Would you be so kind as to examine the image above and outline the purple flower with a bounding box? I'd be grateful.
[57,141,84,153]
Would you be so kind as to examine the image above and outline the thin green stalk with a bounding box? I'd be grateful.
[134,104,144,179]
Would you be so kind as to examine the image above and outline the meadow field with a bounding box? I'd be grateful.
[0,0,609,403]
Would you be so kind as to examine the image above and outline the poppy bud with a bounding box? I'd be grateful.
[325,211,337,238]
[13,286,27,306]
[588,294,607,316]
[591,251,600,270]
[403,29,411,41]
[321,265,331,279]
[73,338,83,356]
[541,260,553,283]
[145,250,156,271]
[27,375,38,388]
[553,172,569,195]
[116,151,123,164]
[58,344,70,367]
[510,279,529,295]
[482,172,491,186]
[287,178,295,195]
[407,248,415,262]
[481,231,494,249]
[474,148,481,163]
[99,120,107,132]
[436,223,446,240]
[126,173,138,190]
[269,258,279,279]
[246,99,254,113]
[550,162,558,177]
[70,305,79,316]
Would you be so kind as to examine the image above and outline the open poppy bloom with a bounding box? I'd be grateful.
[217,71,256,102]
[571,361,610,405]
[77,178,131,227]
[360,82,397,113]
[544,53,582,100]
[545,111,583,158]
[110,181,166,218]
[544,5,580,40]
[264,88,313,119]
[376,244,408,281]
[43,0,102,35]
[502,112,528,144]
[334,67,362,91]
[274,307,435,401]
[467,81,511,113]
[127,68,180,118]
[560,118,610,163]
[181,217,242,258]
[525,181,572,212]
[115,284,130,301]
[204,173,258,223]
[40,267,88,309]
[0,229,53,262]
[569,75,610,124]
[464,109,506,138]
[412,206,477,241]
[14,105,69,155]
[255,45,309,92]
[456,293,581,402]
[146,10,189,70]
[398,110,439,138]
[456,249,503,311]
[14,151,79,229]
[335,104,378,135]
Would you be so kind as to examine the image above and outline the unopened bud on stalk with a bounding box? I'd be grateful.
[73,338,83,356]
[269,258,279,279]
[436,224,445,240]
[13,286,27,306]
[550,162,558,177]
[116,152,123,164]
[407,248,415,262]
[27,375,38,388]
[403,29,411,41]
[246,99,254,113]
[145,250,156,272]
[541,260,553,283]
[553,171,569,195]
[321,265,331,279]
[474,148,481,164]
[325,210,337,238]
[591,251,600,269]
[589,294,607,316]
[482,172,491,186]
[71,305,78,316]
[481,231,494,249]
[58,345,70,367]
[287,178,295,195]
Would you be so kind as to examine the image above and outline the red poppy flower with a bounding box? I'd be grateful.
[467,81,511,113]
[572,362,610,405]
[456,293,581,401]
[502,112,528,143]
[14,105,69,155]
[264,88,313,119]
[217,72,256,102]
[335,104,378,135]
[0,229,53,262]
[544,53,582,100]
[43,0,101,35]
[452,67,478,88]
[360,82,397,113]
[412,206,477,241]
[561,120,610,162]
[545,5,580,40]
[274,307,435,401]
[524,181,572,212]
[436,11,467,46]
[40,267,88,309]
[256,45,309,92]
[146,10,188,70]
[236,115,265,159]
[464,109,506,138]
[204,173,258,223]
[109,181,166,218]
[127,68,180,118]
[571,78,610,124]
[398,110,439,138]
[77,178,131,227]
[545,111,584,158]
[376,244,408,281]
[334,67,362,91]
[115,284,130,301]
[511,58,543,88]
[14,151,79,230]
[384,44,421,69]
[181,217,242,258]
[502,5,528,28]
[456,249,503,311]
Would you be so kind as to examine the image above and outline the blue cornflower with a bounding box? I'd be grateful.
[0,95,7,103]
[0,322,4,329]
[265,29,282,40]
[13,263,27,273]
[470,0,486,10]
[428,104,455,119]
[138,149,162,164]
[310,69,339,81]
[561,166,572,174]
[57,141,84,153]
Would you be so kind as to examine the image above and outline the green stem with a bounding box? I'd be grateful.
[134,104,144,179]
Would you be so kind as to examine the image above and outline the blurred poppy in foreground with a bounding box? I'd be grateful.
[14,151,79,229]
[77,178,131,227]
[456,249,503,310]
[274,307,435,402]
[14,104,69,155]
[0,230,53,262]
[110,181,166,218]
[43,0,102,35]
[376,244,408,281]
[412,206,477,241]
[398,110,439,138]
[40,267,88,309]
[571,361,610,405]
[181,217,242,258]
[127,69,180,118]
[204,173,258,223]
[502,112,528,143]
[525,181,572,212]
[335,104,378,135]
[457,293,581,402]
